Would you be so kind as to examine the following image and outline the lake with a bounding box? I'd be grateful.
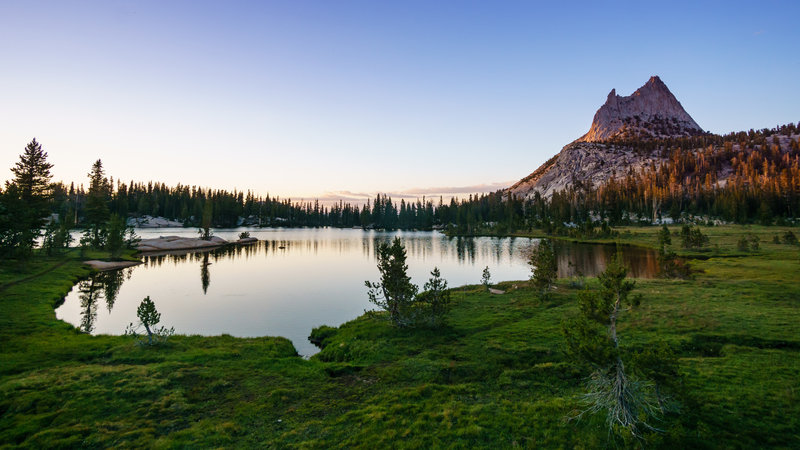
[56,228,658,356]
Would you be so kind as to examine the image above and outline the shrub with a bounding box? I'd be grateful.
[680,225,709,249]
[481,266,491,291]
[417,267,451,327]
[737,236,750,252]
[366,237,418,327]
[124,296,174,346]
[530,239,557,297]
[563,253,678,439]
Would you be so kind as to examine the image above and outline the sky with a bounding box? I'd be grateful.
[1,0,798,203]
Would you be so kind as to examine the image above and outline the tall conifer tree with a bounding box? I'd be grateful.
[6,138,54,255]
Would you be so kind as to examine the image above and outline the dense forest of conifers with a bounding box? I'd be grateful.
[33,121,800,234]
[539,122,800,229]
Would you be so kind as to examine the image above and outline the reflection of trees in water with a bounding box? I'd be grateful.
[97,268,130,312]
[552,242,659,279]
[454,237,477,264]
[135,235,527,267]
[495,238,504,263]
[78,278,100,333]
[133,235,657,280]
[76,268,138,332]
[201,253,210,294]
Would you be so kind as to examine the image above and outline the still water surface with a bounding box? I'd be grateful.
[56,228,657,356]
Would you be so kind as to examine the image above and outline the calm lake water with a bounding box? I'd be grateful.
[56,228,657,356]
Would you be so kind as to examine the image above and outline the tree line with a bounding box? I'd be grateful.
[461,122,800,235]
[2,123,798,258]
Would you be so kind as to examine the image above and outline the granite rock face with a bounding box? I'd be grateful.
[509,141,660,199]
[580,76,703,142]
[510,76,702,200]
[136,235,228,252]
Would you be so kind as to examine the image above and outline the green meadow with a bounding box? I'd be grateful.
[1,226,799,448]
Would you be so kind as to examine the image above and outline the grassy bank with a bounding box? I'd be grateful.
[1,226,799,447]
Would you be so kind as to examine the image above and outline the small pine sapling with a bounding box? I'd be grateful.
[530,239,557,298]
[365,237,418,327]
[481,266,491,291]
[562,253,678,440]
[125,296,174,346]
[418,267,451,327]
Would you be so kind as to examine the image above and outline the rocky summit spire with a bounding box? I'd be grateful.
[508,76,708,200]
[579,76,703,142]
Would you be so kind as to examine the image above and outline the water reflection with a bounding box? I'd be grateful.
[201,253,211,294]
[551,241,658,279]
[101,269,127,312]
[78,279,99,333]
[57,228,658,356]
[76,268,134,332]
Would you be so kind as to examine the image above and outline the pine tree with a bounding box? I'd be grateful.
[84,159,111,247]
[105,214,126,258]
[198,201,213,240]
[6,138,54,255]
[366,237,418,326]
[124,296,174,346]
[418,267,450,327]
[563,253,678,439]
[481,266,492,291]
[657,225,671,251]
[530,238,558,297]
[0,185,28,257]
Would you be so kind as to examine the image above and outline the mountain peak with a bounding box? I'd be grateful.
[579,76,703,142]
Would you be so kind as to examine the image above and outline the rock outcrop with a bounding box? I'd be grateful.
[128,215,184,228]
[84,260,143,271]
[580,76,703,142]
[509,142,660,199]
[136,236,228,252]
[510,76,702,200]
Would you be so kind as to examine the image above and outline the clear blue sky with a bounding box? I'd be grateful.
[1,0,798,202]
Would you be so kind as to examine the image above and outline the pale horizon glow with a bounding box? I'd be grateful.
[2,1,798,200]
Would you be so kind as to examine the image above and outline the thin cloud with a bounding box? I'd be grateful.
[398,181,515,196]
[295,181,516,206]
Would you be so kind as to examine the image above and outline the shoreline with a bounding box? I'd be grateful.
[83,260,143,271]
